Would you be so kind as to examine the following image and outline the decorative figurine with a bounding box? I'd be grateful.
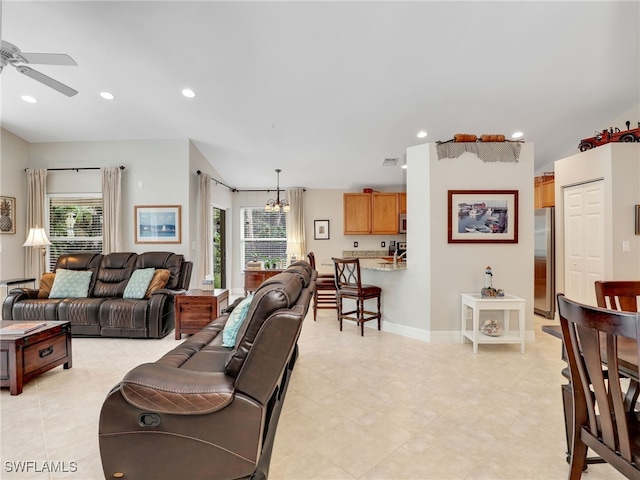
[480,266,505,298]
[481,319,504,336]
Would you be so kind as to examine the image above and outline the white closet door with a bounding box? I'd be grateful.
[563,181,604,306]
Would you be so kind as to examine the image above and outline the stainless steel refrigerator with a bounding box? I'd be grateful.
[534,208,555,318]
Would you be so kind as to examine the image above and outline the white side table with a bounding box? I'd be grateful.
[461,293,526,353]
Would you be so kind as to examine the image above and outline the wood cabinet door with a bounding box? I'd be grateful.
[343,193,371,234]
[535,178,555,208]
[541,180,555,207]
[398,192,407,213]
[371,192,399,234]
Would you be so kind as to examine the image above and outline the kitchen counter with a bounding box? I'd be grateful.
[359,258,407,271]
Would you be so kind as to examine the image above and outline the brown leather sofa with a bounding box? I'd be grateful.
[2,252,192,339]
[98,261,316,480]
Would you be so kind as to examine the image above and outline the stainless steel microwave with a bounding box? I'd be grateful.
[399,213,407,233]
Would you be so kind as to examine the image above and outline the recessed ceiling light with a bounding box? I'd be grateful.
[182,88,196,98]
[100,91,115,100]
[417,131,427,138]
[512,131,524,139]
[401,164,408,169]
[21,95,37,103]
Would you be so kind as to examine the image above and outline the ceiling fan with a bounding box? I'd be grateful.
[0,40,78,97]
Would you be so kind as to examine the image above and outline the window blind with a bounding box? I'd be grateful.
[240,207,287,268]
[47,195,103,270]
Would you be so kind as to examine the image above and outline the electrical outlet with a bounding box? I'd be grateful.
[381,241,385,247]
[466,308,472,320]
[354,241,358,248]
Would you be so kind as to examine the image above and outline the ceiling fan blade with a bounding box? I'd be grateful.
[16,66,78,97]
[19,52,77,66]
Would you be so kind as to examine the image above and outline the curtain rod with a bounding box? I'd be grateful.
[25,166,125,172]
[196,170,237,191]
[196,170,305,192]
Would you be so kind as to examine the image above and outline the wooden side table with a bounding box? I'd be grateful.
[243,269,283,295]
[174,289,229,339]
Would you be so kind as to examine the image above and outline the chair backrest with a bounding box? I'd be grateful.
[557,294,640,477]
[595,280,640,312]
[307,252,317,269]
[332,257,362,290]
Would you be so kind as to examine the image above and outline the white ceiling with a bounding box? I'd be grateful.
[1,1,638,190]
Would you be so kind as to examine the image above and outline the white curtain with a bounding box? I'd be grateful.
[197,172,213,285]
[101,167,122,253]
[24,169,47,278]
[286,189,306,263]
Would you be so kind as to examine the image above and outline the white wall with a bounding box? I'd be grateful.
[0,129,29,290]
[554,143,640,300]
[425,142,535,341]
[28,139,192,258]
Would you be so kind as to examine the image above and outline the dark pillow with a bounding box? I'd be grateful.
[144,269,170,298]
[38,272,56,299]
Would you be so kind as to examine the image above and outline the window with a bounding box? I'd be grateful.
[47,194,103,271]
[240,207,287,268]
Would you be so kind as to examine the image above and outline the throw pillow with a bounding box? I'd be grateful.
[123,268,156,299]
[222,296,253,348]
[144,269,170,298]
[37,272,56,299]
[49,269,93,298]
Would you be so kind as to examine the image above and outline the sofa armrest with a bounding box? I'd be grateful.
[2,289,38,319]
[152,288,185,298]
[121,363,235,415]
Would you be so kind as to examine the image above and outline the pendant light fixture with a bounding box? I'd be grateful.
[265,168,290,213]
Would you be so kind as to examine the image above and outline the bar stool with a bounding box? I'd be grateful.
[307,252,337,320]
[332,257,381,336]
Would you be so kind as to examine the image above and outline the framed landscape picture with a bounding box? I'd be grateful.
[135,205,181,244]
[448,190,518,244]
[0,196,16,234]
[314,220,330,240]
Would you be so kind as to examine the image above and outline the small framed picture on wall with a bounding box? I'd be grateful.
[314,220,330,240]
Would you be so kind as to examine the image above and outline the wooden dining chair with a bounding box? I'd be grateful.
[557,294,640,480]
[307,252,336,320]
[595,281,640,312]
[332,257,381,336]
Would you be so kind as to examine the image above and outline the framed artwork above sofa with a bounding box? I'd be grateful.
[134,205,181,244]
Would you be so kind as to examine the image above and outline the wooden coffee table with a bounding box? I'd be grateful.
[175,289,229,339]
[0,321,72,395]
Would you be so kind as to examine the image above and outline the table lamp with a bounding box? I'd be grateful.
[23,227,51,272]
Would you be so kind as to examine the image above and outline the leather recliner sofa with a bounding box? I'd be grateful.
[2,251,192,339]
[98,261,316,480]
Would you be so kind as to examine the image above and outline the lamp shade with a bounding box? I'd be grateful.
[23,227,52,247]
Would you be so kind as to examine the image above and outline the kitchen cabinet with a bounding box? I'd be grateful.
[371,192,399,234]
[343,193,372,234]
[343,192,399,235]
[398,193,407,214]
[534,174,555,208]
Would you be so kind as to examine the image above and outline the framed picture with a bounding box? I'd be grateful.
[0,196,16,234]
[134,205,181,244]
[448,190,518,243]
[314,220,330,240]
[636,205,640,235]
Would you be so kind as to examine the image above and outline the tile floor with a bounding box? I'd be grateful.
[0,310,628,480]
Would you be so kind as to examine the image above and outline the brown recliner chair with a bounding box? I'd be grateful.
[98,261,316,480]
